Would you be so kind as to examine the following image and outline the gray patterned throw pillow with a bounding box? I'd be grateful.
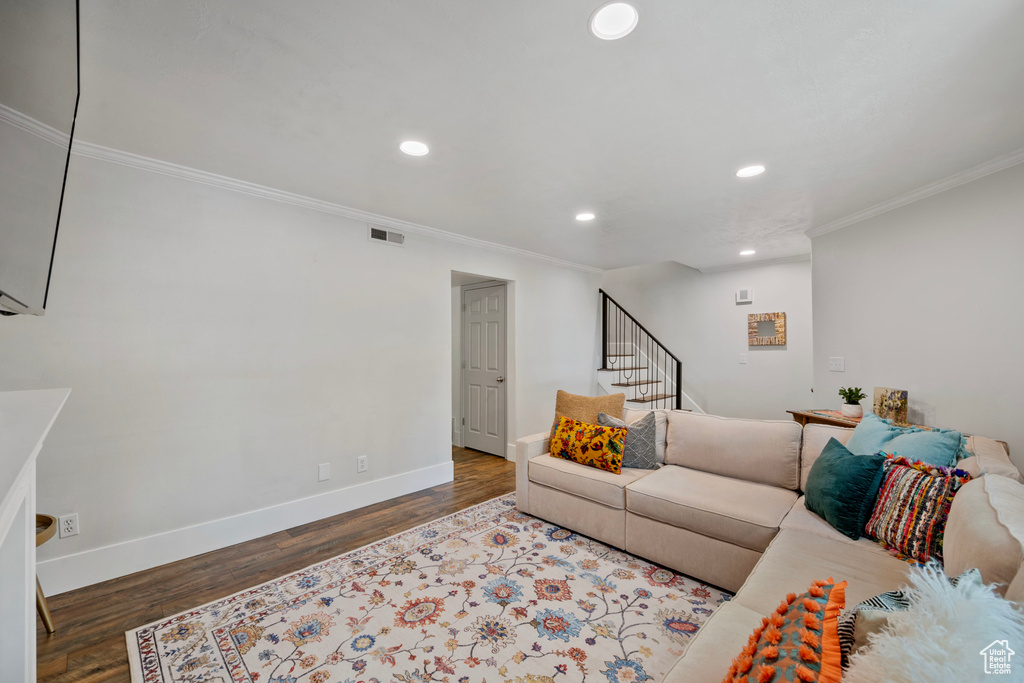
[598,411,658,470]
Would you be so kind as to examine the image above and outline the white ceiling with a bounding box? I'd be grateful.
[77,0,1024,271]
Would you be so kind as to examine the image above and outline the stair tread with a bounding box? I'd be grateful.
[605,354,634,357]
[598,366,646,372]
[627,393,675,404]
[611,380,662,387]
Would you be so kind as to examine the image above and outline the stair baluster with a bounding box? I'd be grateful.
[600,289,682,410]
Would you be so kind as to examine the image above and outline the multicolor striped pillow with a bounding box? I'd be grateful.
[863,457,971,562]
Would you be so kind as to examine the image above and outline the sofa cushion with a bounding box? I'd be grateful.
[804,438,886,540]
[625,466,798,552]
[528,454,653,509]
[801,424,855,491]
[662,602,767,683]
[837,568,981,670]
[959,435,1021,483]
[665,411,802,490]
[623,407,668,464]
[529,483,628,549]
[550,416,626,474]
[944,475,1024,598]
[733,529,914,616]
[846,413,962,467]
[804,430,1019,489]
[598,411,658,469]
[625,513,762,593]
[551,389,624,435]
[724,578,846,683]
[840,564,1024,682]
[782,497,903,563]
[864,457,970,562]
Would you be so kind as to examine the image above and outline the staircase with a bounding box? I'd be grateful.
[598,289,704,413]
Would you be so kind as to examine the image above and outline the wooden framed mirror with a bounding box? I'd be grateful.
[748,312,786,346]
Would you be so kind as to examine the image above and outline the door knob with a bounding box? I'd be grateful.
[496,376,505,383]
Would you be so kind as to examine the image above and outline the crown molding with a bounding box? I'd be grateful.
[70,141,605,275]
[698,252,810,274]
[0,103,70,148]
[806,147,1024,239]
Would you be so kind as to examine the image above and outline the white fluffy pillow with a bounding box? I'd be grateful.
[845,563,1024,683]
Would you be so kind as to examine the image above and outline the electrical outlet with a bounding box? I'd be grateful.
[828,356,845,372]
[357,455,368,473]
[58,513,78,538]
[318,463,330,482]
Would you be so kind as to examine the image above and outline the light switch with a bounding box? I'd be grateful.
[828,357,845,372]
[739,354,748,364]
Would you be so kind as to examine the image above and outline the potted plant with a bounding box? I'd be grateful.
[839,387,867,418]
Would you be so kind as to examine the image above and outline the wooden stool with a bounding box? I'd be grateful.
[35,514,57,634]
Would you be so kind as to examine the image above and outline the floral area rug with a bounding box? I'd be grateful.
[126,495,730,683]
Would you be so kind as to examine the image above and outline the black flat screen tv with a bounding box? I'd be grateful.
[0,0,79,316]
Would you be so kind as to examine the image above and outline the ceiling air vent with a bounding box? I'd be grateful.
[367,224,405,247]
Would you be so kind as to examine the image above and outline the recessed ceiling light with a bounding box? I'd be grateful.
[576,213,596,221]
[590,3,638,40]
[740,250,756,256]
[400,141,429,156]
[736,165,765,178]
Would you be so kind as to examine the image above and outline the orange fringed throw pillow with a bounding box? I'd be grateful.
[723,578,847,683]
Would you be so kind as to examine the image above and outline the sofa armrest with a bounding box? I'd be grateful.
[515,431,550,513]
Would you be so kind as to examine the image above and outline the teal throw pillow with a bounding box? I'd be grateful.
[804,438,886,540]
[844,413,895,454]
[845,413,962,467]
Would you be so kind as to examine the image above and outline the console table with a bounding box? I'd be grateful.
[0,389,70,682]
[787,409,861,428]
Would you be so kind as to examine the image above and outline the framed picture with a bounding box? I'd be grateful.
[748,312,786,346]
[874,387,909,424]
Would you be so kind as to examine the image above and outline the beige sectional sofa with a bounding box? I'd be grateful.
[515,410,1024,680]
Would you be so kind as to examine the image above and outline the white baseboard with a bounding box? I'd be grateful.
[37,461,454,596]
[506,442,516,460]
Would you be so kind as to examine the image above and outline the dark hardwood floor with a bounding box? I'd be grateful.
[37,446,515,682]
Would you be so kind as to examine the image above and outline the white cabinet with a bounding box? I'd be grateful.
[0,389,69,682]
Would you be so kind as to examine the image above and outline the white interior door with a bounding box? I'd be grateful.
[462,283,506,456]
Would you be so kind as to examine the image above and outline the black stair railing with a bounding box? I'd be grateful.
[600,289,682,410]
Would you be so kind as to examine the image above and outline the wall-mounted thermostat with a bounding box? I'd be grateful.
[735,288,753,304]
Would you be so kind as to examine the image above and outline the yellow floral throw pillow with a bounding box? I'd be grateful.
[551,416,627,474]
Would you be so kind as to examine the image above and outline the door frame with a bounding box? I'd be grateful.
[458,280,510,458]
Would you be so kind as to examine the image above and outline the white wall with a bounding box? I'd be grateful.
[0,153,601,593]
[812,161,1024,471]
[601,258,813,419]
